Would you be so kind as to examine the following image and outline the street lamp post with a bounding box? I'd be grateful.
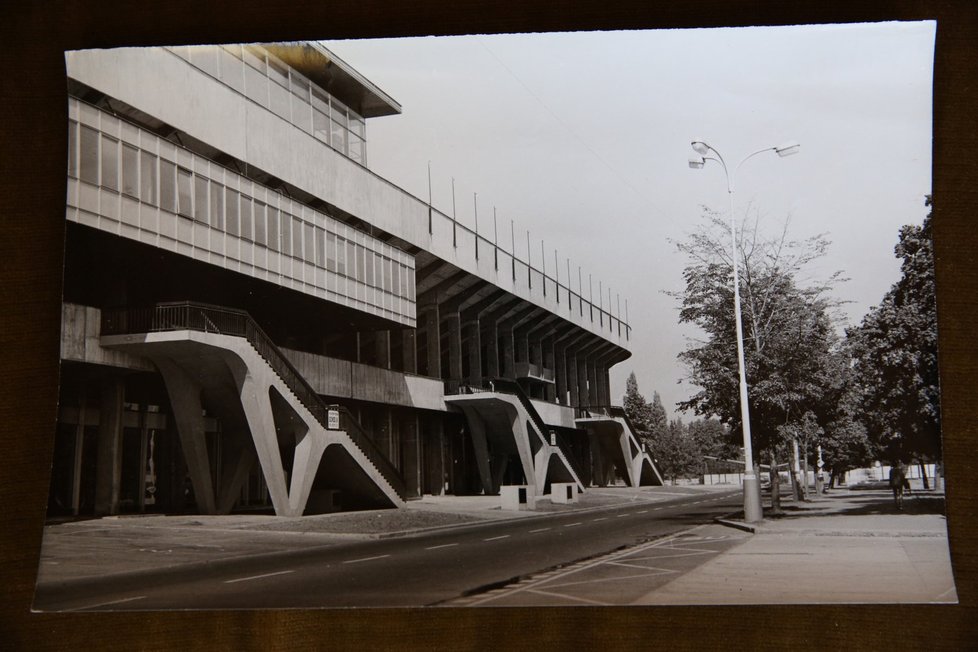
[688,139,800,523]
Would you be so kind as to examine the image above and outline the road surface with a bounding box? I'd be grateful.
[36,488,741,610]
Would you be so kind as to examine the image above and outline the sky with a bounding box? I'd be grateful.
[323,21,935,419]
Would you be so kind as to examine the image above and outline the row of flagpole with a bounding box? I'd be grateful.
[426,161,629,332]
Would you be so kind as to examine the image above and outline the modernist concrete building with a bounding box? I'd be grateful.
[50,42,662,518]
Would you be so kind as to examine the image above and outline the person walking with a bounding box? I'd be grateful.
[890,461,908,510]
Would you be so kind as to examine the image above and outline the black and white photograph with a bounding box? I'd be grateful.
[31,21,955,612]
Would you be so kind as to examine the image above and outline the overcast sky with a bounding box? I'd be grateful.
[324,21,935,419]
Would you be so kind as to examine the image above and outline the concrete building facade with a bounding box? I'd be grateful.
[50,42,661,518]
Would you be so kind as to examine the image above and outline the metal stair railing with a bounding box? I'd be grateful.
[488,378,588,484]
[101,301,407,500]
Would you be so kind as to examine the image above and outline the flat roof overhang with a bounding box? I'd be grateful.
[263,42,402,119]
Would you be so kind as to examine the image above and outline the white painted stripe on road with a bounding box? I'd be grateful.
[77,595,147,610]
[225,569,295,584]
[483,535,511,541]
[637,510,648,514]
[564,522,583,527]
[425,543,459,550]
[616,513,629,518]
[592,517,608,522]
[529,527,551,533]
[343,554,390,564]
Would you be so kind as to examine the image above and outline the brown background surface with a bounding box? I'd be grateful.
[1,1,975,649]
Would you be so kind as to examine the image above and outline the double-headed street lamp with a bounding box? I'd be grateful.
[688,139,800,523]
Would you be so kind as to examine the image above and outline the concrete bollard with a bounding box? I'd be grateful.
[500,484,536,511]
[550,482,578,504]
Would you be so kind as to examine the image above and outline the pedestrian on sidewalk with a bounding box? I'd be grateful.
[890,461,908,510]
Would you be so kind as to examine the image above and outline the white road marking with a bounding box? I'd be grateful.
[529,527,551,533]
[636,510,648,514]
[592,517,608,522]
[224,569,295,584]
[77,595,147,610]
[342,554,390,564]
[483,535,511,541]
[564,522,583,527]
[616,513,629,518]
[425,543,459,550]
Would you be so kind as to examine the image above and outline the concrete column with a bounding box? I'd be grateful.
[288,432,331,516]
[527,340,543,373]
[516,332,530,365]
[72,396,87,515]
[446,311,463,382]
[464,319,482,386]
[541,336,555,402]
[94,376,125,516]
[156,358,219,515]
[555,343,568,405]
[402,329,417,374]
[424,305,440,378]
[567,351,580,407]
[484,323,500,379]
[595,364,607,406]
[462,407,494,495]
[578,356,590,407]
[375,331,391,370]
[501,331,515,378]
[588,359,599,407]
[217,440,256,514]
[401,413,421,498]
[423,415,446,495]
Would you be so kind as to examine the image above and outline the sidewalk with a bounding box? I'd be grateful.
[637,488,956,604]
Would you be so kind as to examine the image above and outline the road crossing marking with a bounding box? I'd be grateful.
[343,554,390,564]
[484,535,511,541]
[225,569,295,584]
[425,543,459,550]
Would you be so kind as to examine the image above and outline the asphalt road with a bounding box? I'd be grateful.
[37,489,742,610]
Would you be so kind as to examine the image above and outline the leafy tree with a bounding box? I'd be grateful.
[687,417,730,459]
[673,212,845,509]
[809,344,875,486]
[623,371,653,446]
[653,418,701,483]
[848,198,940,465]
[648,391,668,447]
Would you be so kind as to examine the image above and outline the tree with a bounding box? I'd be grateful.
[848,198,940,467]
[623,371,653,447]
[648,391,668,448]
[652,418,701,484]
[673,211,845,510]
[687,417,730,460]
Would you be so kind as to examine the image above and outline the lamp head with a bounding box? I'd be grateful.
[688,157,705,169]
[775,142,801,157]
[691,141,711,156]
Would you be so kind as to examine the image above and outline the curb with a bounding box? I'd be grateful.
[713,512,760,534]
